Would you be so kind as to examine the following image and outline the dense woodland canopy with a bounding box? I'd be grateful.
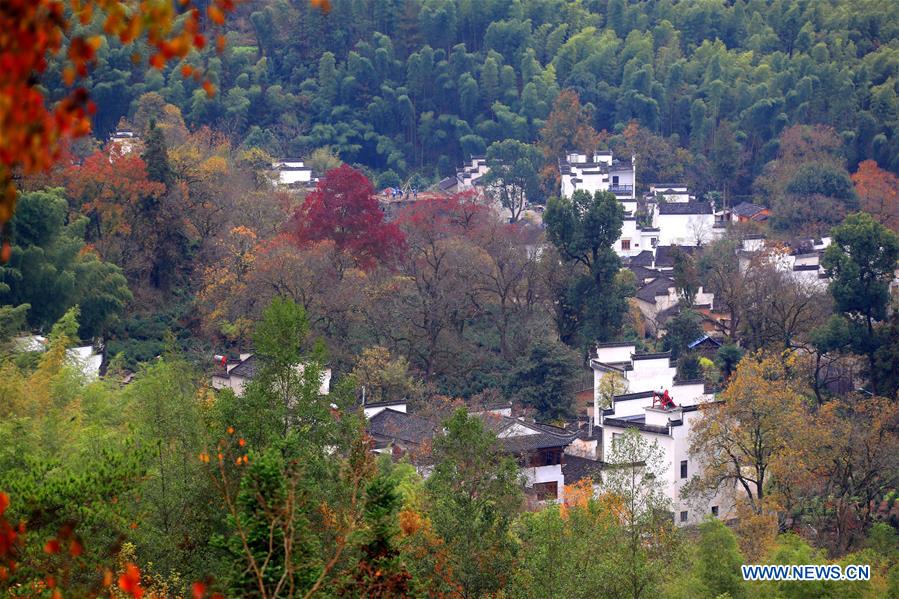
[56,0,899,191]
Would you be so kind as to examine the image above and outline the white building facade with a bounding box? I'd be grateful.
[590,344,737,526]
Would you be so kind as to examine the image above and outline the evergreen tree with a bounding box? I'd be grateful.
[142,122,172,187]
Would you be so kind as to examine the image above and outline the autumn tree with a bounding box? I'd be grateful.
[0,0,249,233]
[351,346,423,405]
[380,194,490,378]
[63,146,165,260]
[741,256,831,351]
[853,159,899,232]
[687,351,807,515]
[755,124,845,200]
[468,219,541,359]
[292,165,405,269]
[537,90,603,192]
[781,395,899,553]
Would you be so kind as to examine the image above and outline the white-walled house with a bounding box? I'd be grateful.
[589,345,737,525]
[272,161,316,188]
[479,414,578,503]
[13,335,103,381]
[212,353,332,397]
[633,276,715,335]
[654,201,717,247]
[559,151,636,201]
[647,184,691,203]
[456,155,489,190]
[109,129,140,155]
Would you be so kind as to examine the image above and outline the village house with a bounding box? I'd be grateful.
[632,275,716,337]
[455,155,489,190]
[730,201,770,223]
[271,160,317,189]
[559,150,637,203]
[646,183,691,203]
[211,353,332,397]
[589,344,736,525]
[108,129,140,154]
[13,335,104,381]
[359,399,578,503]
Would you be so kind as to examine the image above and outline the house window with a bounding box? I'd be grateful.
[711,506,719,517]
[613,175,619,186]
[532,481,558,501]
[612,432,622,447]
[651,238,658,248]
[680,511,688,523]
[621,239,631,251]
[680,460,688,479]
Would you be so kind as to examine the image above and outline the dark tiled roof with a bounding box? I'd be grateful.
[658,201,713,215]
[635,277,674,302]
[793,264,820,272]
[478,413,578,453]
[731,201,768,217]
[438,177,456,191]
[367,409,436,445]
[627,265,662,283]
[562,456,605,484]
[595,341,639,349]
[632,351,672,361]
[500,432,575,453]
[612,390,656,401]
[627,250,655,267]
[688,335,722,349]
[657,304,682,323]
[603,417,669,435]
[653,245,699,268]
[228,355,259,378]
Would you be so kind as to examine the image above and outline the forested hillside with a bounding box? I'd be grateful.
[60,0,899,191]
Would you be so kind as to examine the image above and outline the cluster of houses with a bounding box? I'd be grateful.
[450,149,842,338]
[211,341,734,526]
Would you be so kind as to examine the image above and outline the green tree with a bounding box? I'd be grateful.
[142,122,173,187]
[506,339,580,421]
[424,409,523,598]
[662,310,703,360]
[544,190,630,348]
[0,188,131,338]
[483,139,543,221]
[694,518,745,598]
[822,212,899,382]
[511,500,628,599]
[604,427,678,599]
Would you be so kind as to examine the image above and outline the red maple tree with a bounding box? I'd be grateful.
[292,164,405,268]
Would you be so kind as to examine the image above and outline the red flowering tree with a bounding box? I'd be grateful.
[292,164,405,268]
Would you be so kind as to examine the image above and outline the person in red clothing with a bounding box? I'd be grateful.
[653,388,677,409]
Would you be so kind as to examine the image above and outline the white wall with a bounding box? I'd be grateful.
[523,464,565,502]
[655,213,716,246]
[627,357,677,393]
[363,402,408,419]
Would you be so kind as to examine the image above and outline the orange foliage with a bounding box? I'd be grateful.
[853,159,899,232]
[0,0,331,242]
[118,562,143,598]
